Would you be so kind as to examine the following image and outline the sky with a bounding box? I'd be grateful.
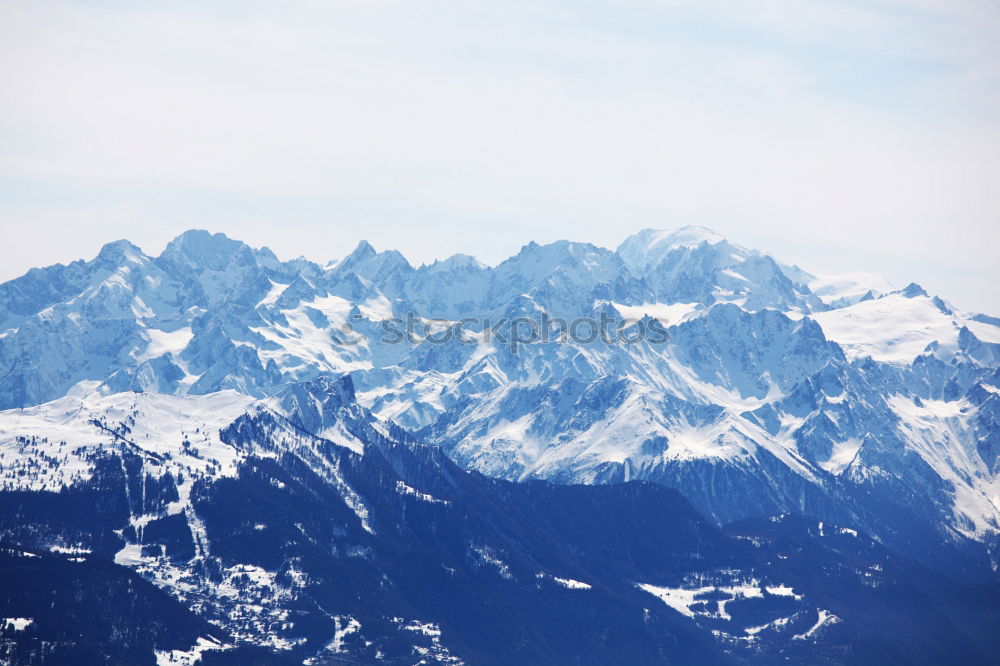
[1,0,998,312]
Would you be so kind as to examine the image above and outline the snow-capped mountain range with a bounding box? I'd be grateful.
[2,226,999,664]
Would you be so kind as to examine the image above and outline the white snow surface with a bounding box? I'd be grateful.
[552,577,591,590]
[155,636,231,665]
[808,272,894,307]
[3,617,33,631]
[793,609,841,641]
[137,327,194,364]
[638,575,801,622]
[811,293,998,364]
[0,390,254,491]
[604,301,701,326]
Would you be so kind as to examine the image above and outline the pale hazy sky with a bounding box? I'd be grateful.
[1,1,998,312]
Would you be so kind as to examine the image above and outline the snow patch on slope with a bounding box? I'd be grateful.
[812,294,966,364]
[887,395,1000,537]
[155,636,232,665]
[638,576,801,621]
[603,301,701,325]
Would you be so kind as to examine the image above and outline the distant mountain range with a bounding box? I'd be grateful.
[1,227,999,664]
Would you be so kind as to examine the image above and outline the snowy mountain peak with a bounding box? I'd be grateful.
[158,229,259,272]
[632,225,726,249]
[901,282,929,298]
[95,239,146,266]
[617,226,730,270]
[422,253,486,272]
[339,239,378,267]
[332,241,413,282]
[512,238,607,261]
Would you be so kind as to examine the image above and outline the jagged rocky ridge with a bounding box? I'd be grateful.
[1,227,999,662]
